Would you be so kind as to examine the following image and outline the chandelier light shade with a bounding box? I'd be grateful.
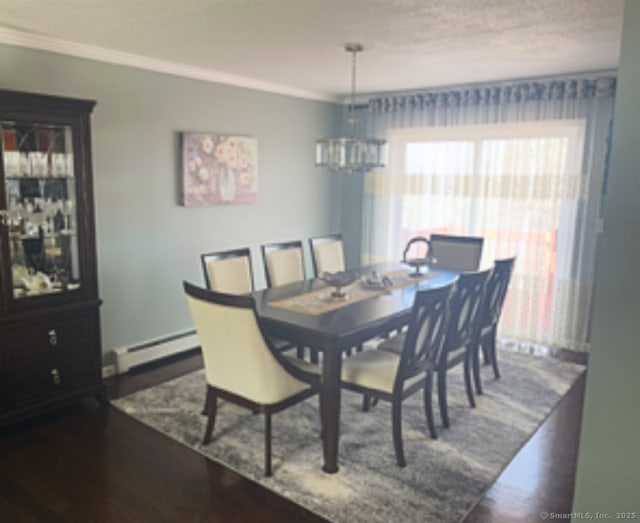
[316,43,387,173]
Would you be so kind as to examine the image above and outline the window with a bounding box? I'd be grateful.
[388,120,586,344]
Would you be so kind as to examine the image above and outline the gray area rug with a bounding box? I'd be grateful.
[112,350,584,523]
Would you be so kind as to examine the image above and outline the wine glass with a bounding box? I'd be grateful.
[42,198,57,234]
[62,199,74,231]
[23,201,38,236]
[8,198,23,227]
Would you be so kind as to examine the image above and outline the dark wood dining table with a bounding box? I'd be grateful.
[253,263,458,473]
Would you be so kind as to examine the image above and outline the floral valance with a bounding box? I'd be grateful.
[368,77,617,114]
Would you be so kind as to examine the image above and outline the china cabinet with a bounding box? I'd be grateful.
[0,89,103,426]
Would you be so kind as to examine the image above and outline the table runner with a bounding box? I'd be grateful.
[269,269,437,315]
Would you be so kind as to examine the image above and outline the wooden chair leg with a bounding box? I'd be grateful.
[296,346,305,359]
[362,395,379,410]
[201,384,209,415]
[489,327,501,379]
[391,399,406,467]
[481,339,490,365]
[264,412,272,477]
[463,349,476,408]
[318,390,325,440]
[202,387,217,445]
[310,349,319,364]
[438,367,450,428]
[423,371,437,439]
[473,342,483,395]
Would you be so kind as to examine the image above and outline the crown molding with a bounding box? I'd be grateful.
[0,26,338,103]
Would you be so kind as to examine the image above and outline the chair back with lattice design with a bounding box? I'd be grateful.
[396,282,455,387]
[481,256,516,330]
[444,269,491,354]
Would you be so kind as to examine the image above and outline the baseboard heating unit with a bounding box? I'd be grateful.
[114,330,200,374]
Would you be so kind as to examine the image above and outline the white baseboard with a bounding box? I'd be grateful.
[114,331,199,374]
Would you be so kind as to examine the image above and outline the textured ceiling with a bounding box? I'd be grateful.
[0,0,625,101]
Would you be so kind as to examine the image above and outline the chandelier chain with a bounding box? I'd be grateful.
[350,46,357,138]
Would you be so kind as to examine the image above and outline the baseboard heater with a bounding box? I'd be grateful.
[114,330,200,374]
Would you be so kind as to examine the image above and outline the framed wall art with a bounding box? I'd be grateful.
[181,132,258,206]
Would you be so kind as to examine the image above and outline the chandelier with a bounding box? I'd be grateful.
[315,43,386,173]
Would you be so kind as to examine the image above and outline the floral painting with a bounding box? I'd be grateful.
[181,132,258,206]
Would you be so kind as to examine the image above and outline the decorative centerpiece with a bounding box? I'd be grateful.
[319,271,357,299]
[402,236,436,277]
[361,270,394,290]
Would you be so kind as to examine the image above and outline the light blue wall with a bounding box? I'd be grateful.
[0,44,342,359]
[339,105,368,267]
[572,0,640,513]
[340,168,365,268]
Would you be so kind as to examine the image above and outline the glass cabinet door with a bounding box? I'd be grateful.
[1,121,81,300]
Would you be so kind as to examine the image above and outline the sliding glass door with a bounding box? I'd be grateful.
[364,120,596,352]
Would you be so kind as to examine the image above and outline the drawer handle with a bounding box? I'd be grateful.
[48,329,58,347]
[51,368,62,385]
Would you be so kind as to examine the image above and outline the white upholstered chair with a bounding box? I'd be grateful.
[309,234,366,357]
[340,282,455,466]
[201,247,254,294]
[309,234,345,276]
[261,240,306,288]
[261,240,317,361]
[428,234,484,272]
[200,246,293,415]
[183,281,320,476]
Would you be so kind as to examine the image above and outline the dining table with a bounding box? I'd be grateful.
[253,263,459,473]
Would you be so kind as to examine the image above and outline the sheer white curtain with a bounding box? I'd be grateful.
[362,77,616,353]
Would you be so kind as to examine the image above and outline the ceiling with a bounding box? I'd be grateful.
[0,0,625,102]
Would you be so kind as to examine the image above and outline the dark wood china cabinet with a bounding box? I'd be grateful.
[0,90,103,426]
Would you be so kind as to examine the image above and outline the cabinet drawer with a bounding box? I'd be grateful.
[10,349,98,406]
[3,311,92,365]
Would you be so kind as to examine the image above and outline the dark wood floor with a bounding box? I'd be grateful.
[0,351,587,522]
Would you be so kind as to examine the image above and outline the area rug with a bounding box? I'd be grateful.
[111,350,584,523]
